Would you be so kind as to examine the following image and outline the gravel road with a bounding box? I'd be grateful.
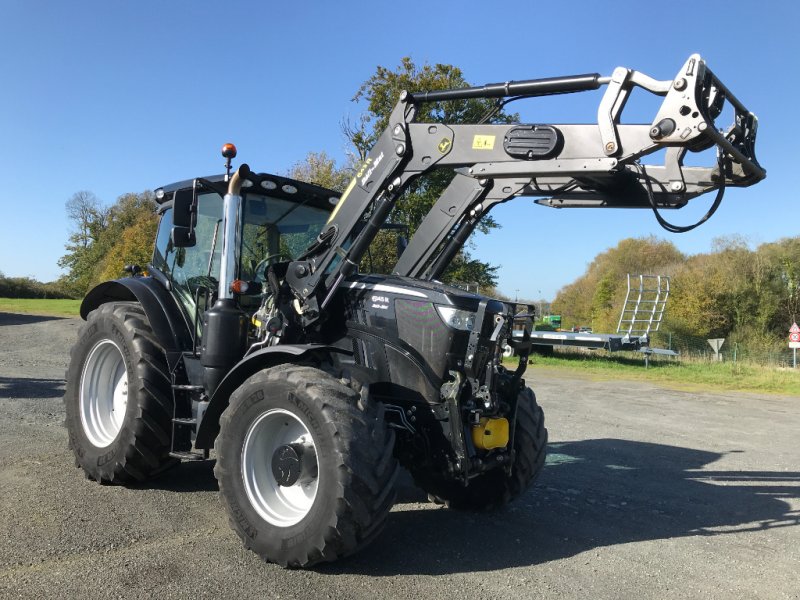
[1,312,798,599]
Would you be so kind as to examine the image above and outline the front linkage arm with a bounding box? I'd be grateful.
[285,54,764,327]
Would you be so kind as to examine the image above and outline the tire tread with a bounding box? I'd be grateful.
[64,301,175,484]
[412,385,547,511]
[214,364,397,567]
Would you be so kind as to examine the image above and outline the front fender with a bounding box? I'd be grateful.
[194,344,348,449]
[81,277,193,366]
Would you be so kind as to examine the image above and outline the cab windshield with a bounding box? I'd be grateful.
[152,189,332,326]
[239,193,331,281]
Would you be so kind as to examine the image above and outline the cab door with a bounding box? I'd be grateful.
[152,191,224,339]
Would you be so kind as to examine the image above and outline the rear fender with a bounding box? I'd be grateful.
[80,278,193,368]
[194,344,348,449]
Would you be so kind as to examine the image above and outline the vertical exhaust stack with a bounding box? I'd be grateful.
[201,156,251,397]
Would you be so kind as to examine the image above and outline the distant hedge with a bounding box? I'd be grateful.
[0,275,76,299]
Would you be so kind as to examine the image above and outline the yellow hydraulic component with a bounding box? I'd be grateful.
[471,417,509,450]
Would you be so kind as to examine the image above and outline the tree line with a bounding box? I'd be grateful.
[552,235,800,353]
[1,187,157,300]
[53,58,506,298]
[57,190,158,297]
[0,272,73,299]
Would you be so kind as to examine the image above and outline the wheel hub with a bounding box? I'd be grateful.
[271,443,317,487]
[241,409,320,527]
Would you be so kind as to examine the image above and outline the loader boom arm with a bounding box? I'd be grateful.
[284,54,764,326]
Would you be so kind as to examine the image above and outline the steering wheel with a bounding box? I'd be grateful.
[253,252,291,282]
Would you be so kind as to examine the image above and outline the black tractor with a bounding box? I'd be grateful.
[64,55,764,567]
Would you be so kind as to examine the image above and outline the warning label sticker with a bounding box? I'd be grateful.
[472,135,495,150]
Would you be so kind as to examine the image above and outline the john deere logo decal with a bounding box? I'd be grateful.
[438,137,452,154]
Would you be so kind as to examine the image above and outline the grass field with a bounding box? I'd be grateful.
[0,298,81,317]
[511,351,800,396]
[3,297,797,396]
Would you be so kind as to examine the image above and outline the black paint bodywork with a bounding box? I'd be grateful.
[80,171,521,481]
[332,274,505,403]
[81,268,516,477]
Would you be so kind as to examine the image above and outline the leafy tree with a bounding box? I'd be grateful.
[342,58,520,286]
[59,191,158,295]
[552,233,800,352]
[347,58,517,160]
[287,59,514,287]
[591,273,617,332]
[59,191,109,294]
[96,210,158,283]
[445,252,500,290]
[0,273,73,299]
[668,253,731,338]
[553,236,684,330]
[65,191,107,249]
[669,236,775,340]
[754,237,800,328]
[287,151,352,193]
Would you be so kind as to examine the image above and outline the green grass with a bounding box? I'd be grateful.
[506,351,800,396]
[2,297,797,395]
[0,298,81,317]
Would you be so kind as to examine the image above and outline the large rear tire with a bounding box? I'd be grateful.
[63,302,174,483]
[413,386,547,510]
[214,364,398,568]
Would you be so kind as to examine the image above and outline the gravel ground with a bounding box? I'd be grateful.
[0,312,798,599]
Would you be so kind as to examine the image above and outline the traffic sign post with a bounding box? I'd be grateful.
[789,323,800,368]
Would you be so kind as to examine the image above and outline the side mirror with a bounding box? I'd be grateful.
[171,185,197,248]
[171,225,195,247]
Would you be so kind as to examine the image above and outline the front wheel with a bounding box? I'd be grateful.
[214,365,398,568]
[413,386,547,510]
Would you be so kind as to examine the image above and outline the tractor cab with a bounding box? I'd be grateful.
[150,173,338,334]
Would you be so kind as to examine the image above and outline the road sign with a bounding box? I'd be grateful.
[790,322,800,334]
[791,332,800,343]
[790,341,800,349]
[707,338,725,361]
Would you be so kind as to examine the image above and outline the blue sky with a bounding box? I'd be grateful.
[0,0,796,301]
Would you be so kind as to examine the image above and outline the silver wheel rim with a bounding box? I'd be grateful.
[241,409,319,527]
[79,339,128,448]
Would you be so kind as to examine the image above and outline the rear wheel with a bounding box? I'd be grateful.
[214,364,398,568]
[413,386,547,510]
[63,302,174,483]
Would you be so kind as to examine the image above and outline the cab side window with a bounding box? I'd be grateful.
[152,192,224,317]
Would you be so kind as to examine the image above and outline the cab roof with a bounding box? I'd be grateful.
[155,172,342,209]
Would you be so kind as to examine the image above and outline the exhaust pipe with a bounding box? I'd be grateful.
[201,163,251,397]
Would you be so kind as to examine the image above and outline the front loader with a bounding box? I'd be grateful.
[63,55,764,567]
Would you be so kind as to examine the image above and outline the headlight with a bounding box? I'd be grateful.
[436,306,476,331]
